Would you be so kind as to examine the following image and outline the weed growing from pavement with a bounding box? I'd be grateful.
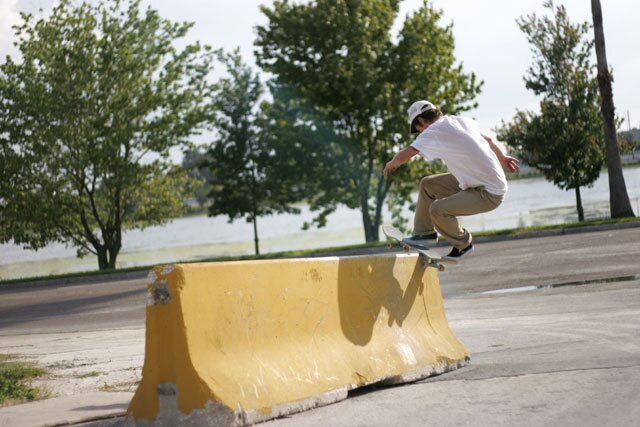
[46,361,75,370]
[0,354,48,406]
[100,382,116,392]
[100,380,140,392]
[77,371,101,379]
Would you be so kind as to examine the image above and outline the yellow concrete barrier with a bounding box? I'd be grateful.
[126,254,469,426]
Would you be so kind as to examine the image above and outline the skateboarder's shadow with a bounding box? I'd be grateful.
[337,257,426,346]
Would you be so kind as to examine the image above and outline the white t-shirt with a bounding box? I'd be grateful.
[410,116,508,196]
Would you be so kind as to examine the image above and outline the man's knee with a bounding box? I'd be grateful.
[429,200,447,218]
[420,175,438,196]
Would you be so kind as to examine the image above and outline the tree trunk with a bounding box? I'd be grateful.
[575,186,584,222]
[373,175,391,243]
[361,196,379,242]
[107,244,120,269]
[591,0,635,218]
[361,176,391,242]
[97,247,109,270]
[249,167,261,255]
[252,215,260,256]
[361,201,373,242]
[96,242,120,270]
[373,200,384,242]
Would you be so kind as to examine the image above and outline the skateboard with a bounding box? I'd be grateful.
[382,224,454,271]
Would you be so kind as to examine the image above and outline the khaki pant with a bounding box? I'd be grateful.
[414,173,503,249]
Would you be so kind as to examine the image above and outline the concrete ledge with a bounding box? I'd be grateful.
[126,255,469,426]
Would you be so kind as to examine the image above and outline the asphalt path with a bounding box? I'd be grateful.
[0,277,146,336]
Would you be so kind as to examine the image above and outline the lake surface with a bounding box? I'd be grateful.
[1,167,639,280]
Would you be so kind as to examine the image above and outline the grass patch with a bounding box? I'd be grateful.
[505,171,544,181]
[46,361,75,370]
[76,371,101,379]
[622,158,640,168]
[0,354,48,406]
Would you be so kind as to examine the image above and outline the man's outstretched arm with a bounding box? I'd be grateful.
[481,133,520,173]
[383,146,419,176]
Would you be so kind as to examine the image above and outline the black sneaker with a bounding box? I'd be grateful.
[443,244,474,261]
[402,232,438,248]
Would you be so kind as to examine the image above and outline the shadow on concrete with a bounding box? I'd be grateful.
[337,256,425,346]
[74,404,129,411]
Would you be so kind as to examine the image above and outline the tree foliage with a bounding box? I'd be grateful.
[0,0,216,269]
[255,0,481,240]
[202,51,314,255]
[617,128,638,157]
[181,148,212,209]
[497,1,604,221]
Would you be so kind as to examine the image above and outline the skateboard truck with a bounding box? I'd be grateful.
[382,225,449,272]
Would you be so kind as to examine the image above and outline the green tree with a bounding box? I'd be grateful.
[0,0,216,269]
[259,79,347,231]
[617,130,638,159]
[497,1,604,221]
[590,0,635,217]
[182,148,213,209]
[203,51,307,255]
[255,0,481,241]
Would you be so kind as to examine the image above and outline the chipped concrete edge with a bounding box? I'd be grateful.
[83,358,469,427]
[377,357,471,386]
[118,385,348,427]
[238,387,349,426]
[146,266,175,306]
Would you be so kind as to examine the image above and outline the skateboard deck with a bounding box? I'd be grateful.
[381,224,455,271]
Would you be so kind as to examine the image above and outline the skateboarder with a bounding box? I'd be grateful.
[382,100,520,261]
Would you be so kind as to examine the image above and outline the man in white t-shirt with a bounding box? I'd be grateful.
[383,100,520,260]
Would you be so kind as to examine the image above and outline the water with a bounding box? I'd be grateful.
[1,167,639,280]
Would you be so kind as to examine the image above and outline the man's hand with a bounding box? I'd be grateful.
[382,146,419,177]
[383,159,399,177]
[482,133,520,173]
[500,155,520,173]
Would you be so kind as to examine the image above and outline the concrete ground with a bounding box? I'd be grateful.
[264,280,640,427]
[0,227,639,426]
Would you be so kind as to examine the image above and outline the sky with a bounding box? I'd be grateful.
[1,0,639,143]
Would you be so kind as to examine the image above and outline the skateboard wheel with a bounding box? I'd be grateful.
[438,265,445,272]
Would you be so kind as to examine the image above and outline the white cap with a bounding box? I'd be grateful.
[407,100,436,134]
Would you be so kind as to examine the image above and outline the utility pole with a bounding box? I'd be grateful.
[628,110,635,160]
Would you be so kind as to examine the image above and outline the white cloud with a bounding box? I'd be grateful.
[0,0,21,59]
